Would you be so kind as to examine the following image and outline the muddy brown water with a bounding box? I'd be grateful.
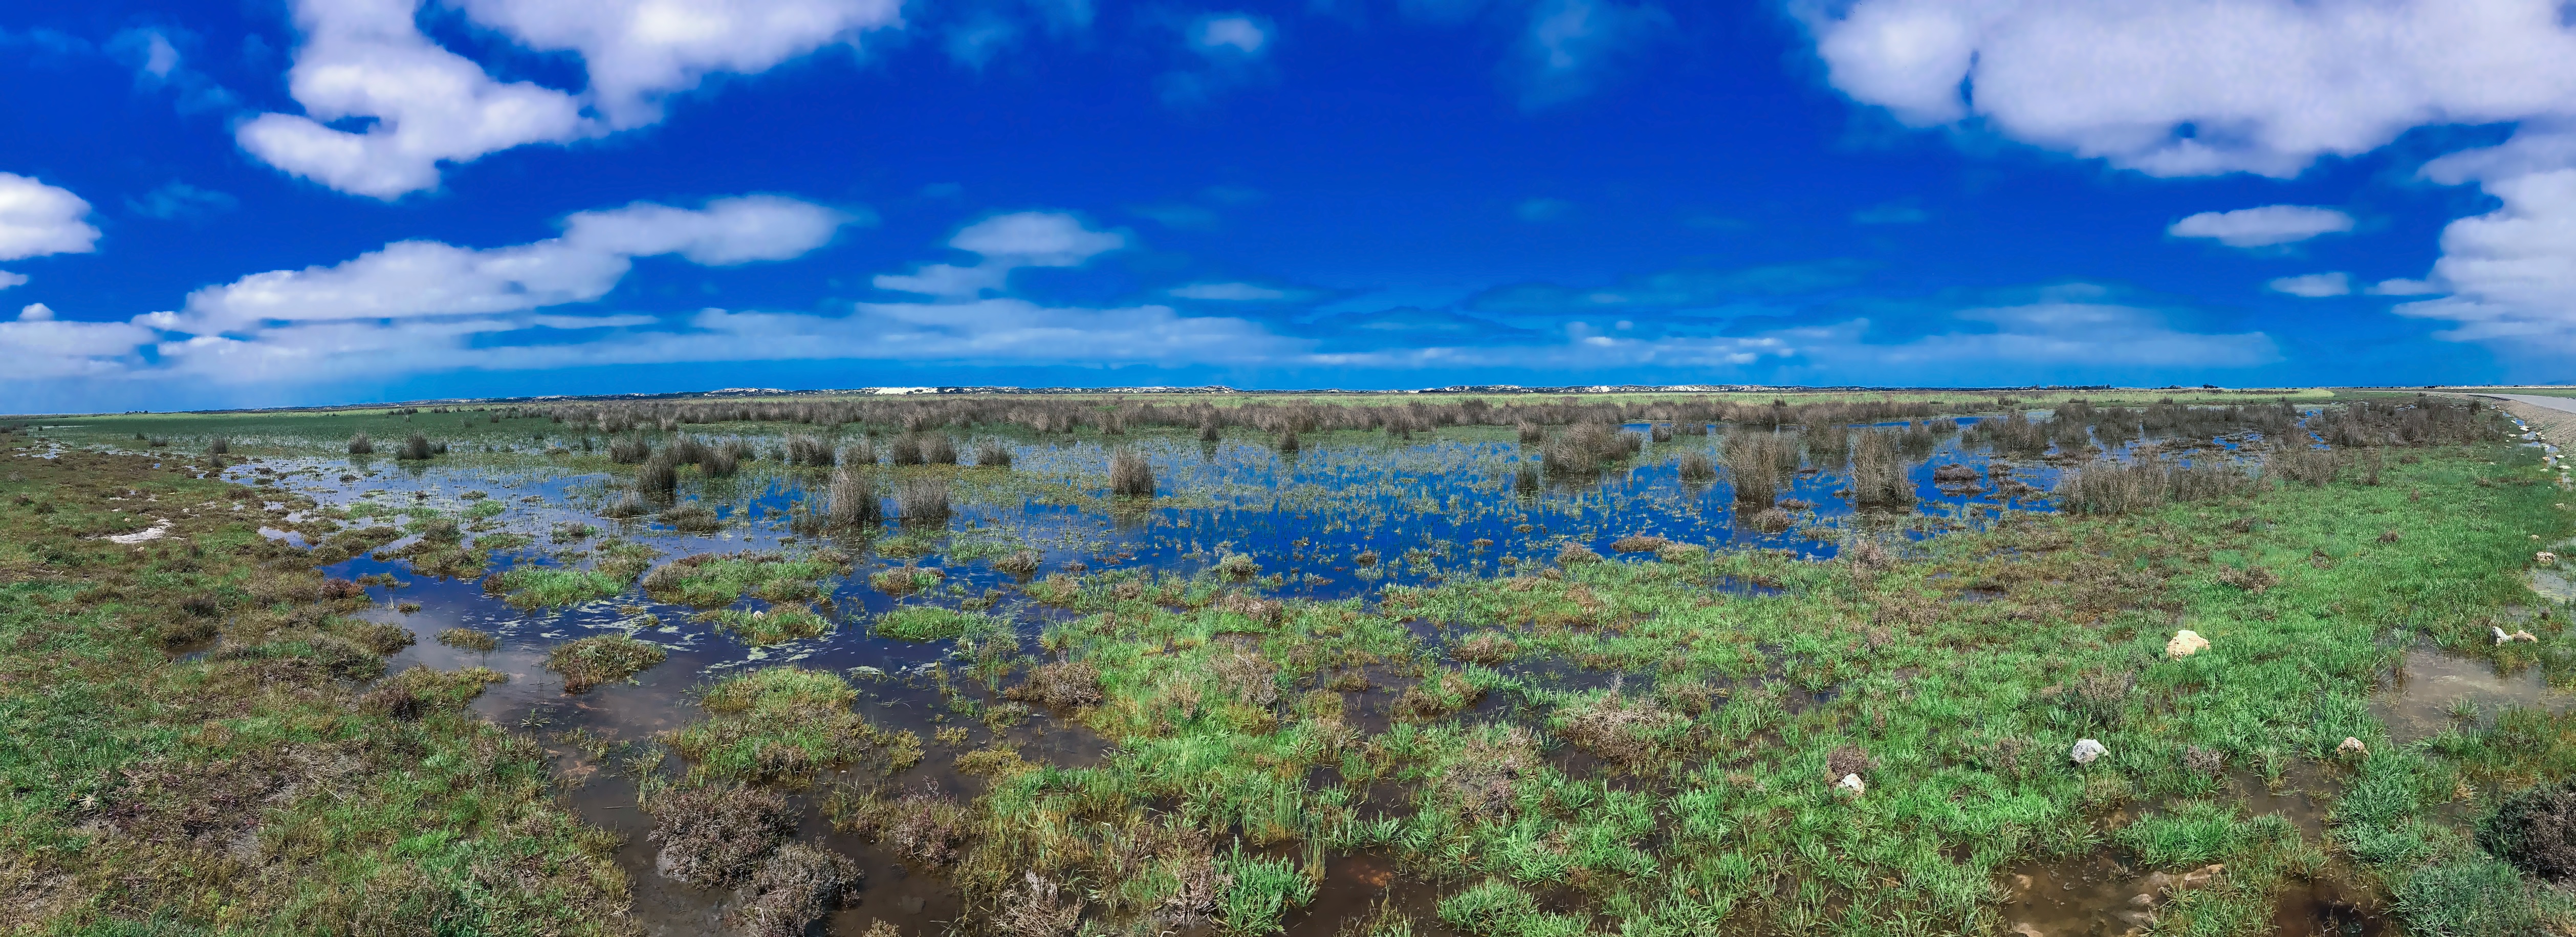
[2372,647,2576,744]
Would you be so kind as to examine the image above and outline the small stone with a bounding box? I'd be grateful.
[2338,737,2367,756]
[2496,625,2515,645]
[2071,738,2107,765]
[2167,629,2209,658]
[1836,773,1866,796]
[2012,924,2046,937]
[2514,629,2540,643]
[2542,552,2561,564]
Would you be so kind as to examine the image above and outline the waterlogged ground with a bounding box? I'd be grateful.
[27,400,2576,937]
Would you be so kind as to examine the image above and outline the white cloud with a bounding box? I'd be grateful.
[1162,12,1278,105]
[1169,281,1290,300]
[236,0,593,199]
[1515,0,1667,107]
[2369,278,2441,296]
[451,0,904,127]
[2392,132,2576,342]
[2169,206,2355,248]
[241,0,904,198]
[0,173,100,260]
[0,303,155,379]
[163,195,851,332]
[0,272,26,290]
[878,211,1128,298]
[2267,272,2352,298]
[1190,14,1271,55]
[1802,0,2576,178]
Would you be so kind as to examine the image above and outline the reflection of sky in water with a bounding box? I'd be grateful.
[231,418,2287,696]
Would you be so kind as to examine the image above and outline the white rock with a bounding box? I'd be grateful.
[2540,551,2559,564]
[2071,738,2107,765]
[2167,629,2210,659]
[2496,625,2515,645]
[2514,629,2540,643]
[2337,737,2367,756]
[1836,773,1866,796]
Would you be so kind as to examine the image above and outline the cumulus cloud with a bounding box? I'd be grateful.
[241,0,903,198]
[157,195,852,334]
[1802,0,2576,178]
[451,0,904,127]
[2267,272,2352,298]
[0,272,25,290]
[1161,12,1277,105]
[2169,206,2355,248]
[0,173,100,260]
[876,211,1128,298]
[2391,130,2576,342]
[0,302,155,379]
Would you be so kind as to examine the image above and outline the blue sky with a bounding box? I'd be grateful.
[2,0,2572,411]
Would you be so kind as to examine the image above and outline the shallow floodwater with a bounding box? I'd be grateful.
[210,421,2278,933]
[2373,647,2576,745]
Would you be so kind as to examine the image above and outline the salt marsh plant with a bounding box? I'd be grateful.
[205,437,229,455]
[842,439,878,466]
[975,439,1012,468]
[346,431,373,454]
[1542,422,1642,476]
[898,477,951,525]
[785,434,836,467]
[1110,449,1156,498]
[398,432,435,460]
[702,445,739,478]
[923,433,959,465]
[637,452,679,499]
[1849,430,1912,506]
[608,434,652,464]
[827,468,882,528]
[1720,431,1795,504]
[1677,450,1716,484]
[890,434,924,466]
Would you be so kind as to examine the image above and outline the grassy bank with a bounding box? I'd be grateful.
[0,445,634,933]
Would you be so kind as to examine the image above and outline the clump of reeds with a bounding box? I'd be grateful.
[1517,422,1544,444]
[841,439,877,466]
[608,434,652,464]
[975,440,1012,468]
[1850,431,1913,507]
[2274,447,2340,487]
[347,432,374,455]
[1515,462,1541,494]
[827,468,881,528]
[1199,422,1220,443]
[784,435,836,467]
[1278,429,1300,454]
[1677,450,1716,484]
[889,435,924,466]
[1542,423,1641,476]
[602,490,649,518]
[702,446,739,478]
[637,452,679,499]
[1720,432,1795,504]
[1651,423,1674,443]
[1109,450,1155,498]
[923,434,958,465]
[1805,423,1850,466]
[205,437,230,455]
[897,477,950,525]
[2171,461,2256,501]
[399,432,435,461]
[2057,460,2168,514]
[668,436,711,465]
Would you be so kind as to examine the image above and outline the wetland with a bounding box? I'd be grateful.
[9,389,2576,937]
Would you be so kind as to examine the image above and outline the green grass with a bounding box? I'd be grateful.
[0,445,631,932]
[872,606,1001,642]
[548,634,668,692]
[483,564,633,609]
[641,551,843,608]
[700,604,835,645]
[664,667,920,786]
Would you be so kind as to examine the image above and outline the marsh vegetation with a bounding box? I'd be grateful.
[8,390,2574,937]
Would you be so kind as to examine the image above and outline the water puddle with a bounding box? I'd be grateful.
[2372,647,2576,744]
